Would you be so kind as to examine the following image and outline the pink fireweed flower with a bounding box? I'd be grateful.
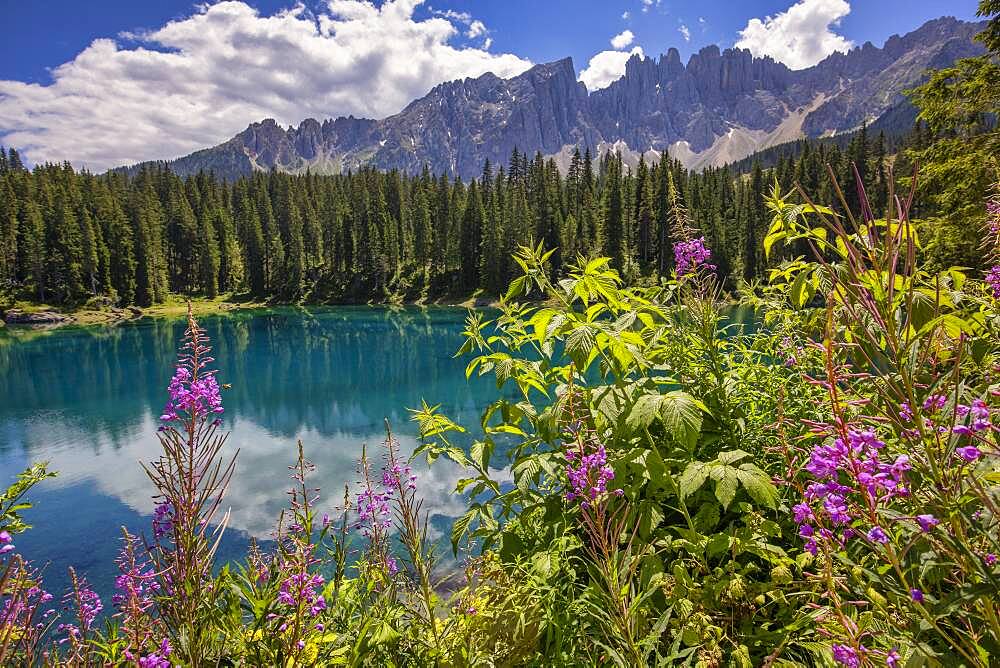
[987,266,1000,299]
[151,501,174,540]
[832,644,861,668]
[277,572,326,617]
[795,426,911,553]
[159,365,224,424]
[956,445,982,462]
[674,237,716,276]
[922,395,947,412]
[866,526,889,544]
[565,443,619,508]
[58,572,103,645]
[0,530,13,554]
[137,639,171,668]
[355,486,392,537]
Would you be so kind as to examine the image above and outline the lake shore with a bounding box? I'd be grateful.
[1,292,503,328]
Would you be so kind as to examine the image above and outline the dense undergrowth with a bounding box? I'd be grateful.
[2,163,1000,667]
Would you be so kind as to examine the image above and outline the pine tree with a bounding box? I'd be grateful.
[459,180,484,287]
[0,178,17,293]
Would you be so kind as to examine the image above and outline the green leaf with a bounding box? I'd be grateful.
[713,467,739,509]
[679,462,708,498]
[763,230,786,260]
[789,269,814,309]
[716,449,750,465]
[737,464,779,509]
[450,508,476,555]
[693,501,721,532]
[658,391,706,450]
[626,393,662,430]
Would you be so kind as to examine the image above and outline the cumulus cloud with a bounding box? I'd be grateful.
[0,0,531,171]
[679,24,691,42]
[610,30,635,49]
[735,0,853,70]
[466,19,486,38]
[578,46,644,91]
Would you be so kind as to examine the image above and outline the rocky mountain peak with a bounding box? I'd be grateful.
[133,17,986,181]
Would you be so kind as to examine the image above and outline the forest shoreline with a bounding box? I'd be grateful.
[1,292,503,327]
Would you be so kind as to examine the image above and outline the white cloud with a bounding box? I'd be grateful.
[0,0,531,171]
[678,24,691,42]
[610,30,635,49]
[578,46,644,91]
[622,11,630,20]
[735,0,853,70]
[467,19,486,39]
[641,0,661,13]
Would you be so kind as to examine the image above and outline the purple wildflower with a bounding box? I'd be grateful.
[159,363,223,425]
[0,530,13,554]
[922,395,947,412]
[795,426,911,553]
[886,648,902,667]
[866,526,889,544]
[832,644,860,668]
[970,399,991,431]
[674,237,716,276]
[356,486,392,537]
[137,639,172,668]
[565,443,616,507]
[956,445,982,462]
[278,572,326,617]
[910,588,924,602]
[986,553,997,566]
[152,501,174,540]
[915,514,939,532]
[987,266,1000,299]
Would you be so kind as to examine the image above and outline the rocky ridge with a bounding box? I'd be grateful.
[125,16,985,181]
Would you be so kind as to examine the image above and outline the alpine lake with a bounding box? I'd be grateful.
[0,306,499,605]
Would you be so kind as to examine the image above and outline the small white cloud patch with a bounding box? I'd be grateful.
[679,24,691,42]
[735,0,853,70]
[610,30,635,49]
[467,20,486,39]
[578,46,644,91]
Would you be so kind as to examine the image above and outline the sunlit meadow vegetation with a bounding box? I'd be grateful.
[1,3,998,666]
[1,156,999,666]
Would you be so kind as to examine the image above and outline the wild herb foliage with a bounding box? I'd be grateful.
[1,157,1000,666]
[0,8,999,664]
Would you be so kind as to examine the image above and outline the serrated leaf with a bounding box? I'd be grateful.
[679,462,708,498]
[450,509,476,555]
[658,391,706,450]
[737,464,779,509]
[717,449,750,465]
[714,468,739,509]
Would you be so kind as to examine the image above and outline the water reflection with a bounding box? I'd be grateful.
[0,307,496,601]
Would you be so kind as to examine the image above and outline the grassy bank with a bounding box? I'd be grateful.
[2,291,501,328]
[2,295,268,327]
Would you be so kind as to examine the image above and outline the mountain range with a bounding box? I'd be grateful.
[126,16,985,181]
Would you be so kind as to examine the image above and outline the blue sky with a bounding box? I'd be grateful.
[0,0,985,169]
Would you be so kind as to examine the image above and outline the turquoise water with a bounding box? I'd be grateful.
[0,307,495,605]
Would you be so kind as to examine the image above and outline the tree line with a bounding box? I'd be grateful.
[0,122,981,308]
